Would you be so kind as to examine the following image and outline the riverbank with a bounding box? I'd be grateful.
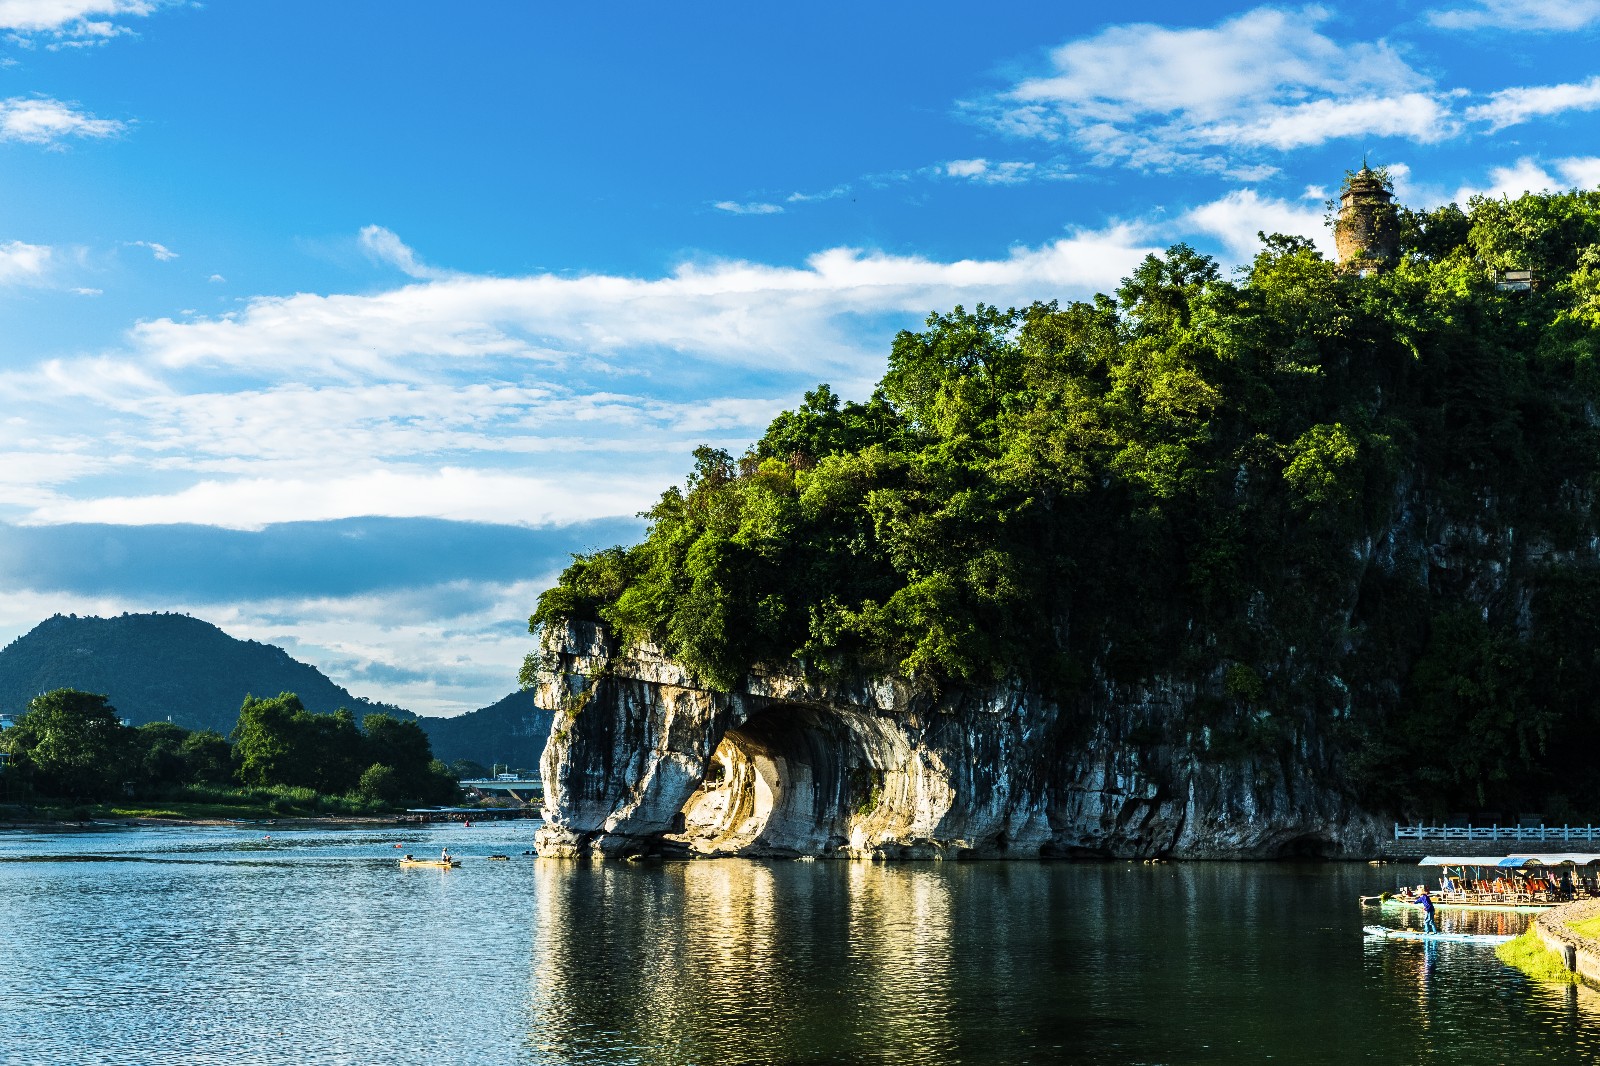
[0,804,408,830]
[1496,898,1600,989]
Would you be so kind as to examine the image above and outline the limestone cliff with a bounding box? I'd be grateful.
[531,621,1387,860]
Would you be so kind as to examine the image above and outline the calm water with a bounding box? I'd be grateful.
[0,823,1596,1065]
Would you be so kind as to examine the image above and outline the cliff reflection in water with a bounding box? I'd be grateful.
[528,860,973,1063]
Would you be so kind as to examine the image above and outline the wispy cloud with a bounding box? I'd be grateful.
[127,225,1159,379]
[129,239,176,261]
[1466,76,1600,131]
[713,200,784,215]
[359,224,449,280]
[1427,0,1600,30]
[25,467,670,530]
[0,224,1161,539]
[942,158,1040,184]
[785,185,850,204]
[971,7,1440,171]
[0,95,125,144]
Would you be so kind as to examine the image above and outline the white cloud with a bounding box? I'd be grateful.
[0,0,153,29]
[1558,156,1600,189]
[0,95,125,144]
[0,225,1163,539]
[978,6,1434,170]
[1198,94,1456,149]
[713,200,784,215]
[24,467,670,530]
[130,239,176,261]
[71,285,101,295]
[0,238,51,282]
[785,185,849,204]
[0,0,162,46]
[1427,0,1600,30]
[1456,157,1560,200]
[1180,189,1332,261]
[1466,77,1600,131]
[1454,156,1600,201]
[126,225,1159,379]
[943,158,1038,184]
[359,224,447,280]
[206,273,224,283]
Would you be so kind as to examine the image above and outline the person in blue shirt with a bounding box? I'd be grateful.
[1416,885,1438,933]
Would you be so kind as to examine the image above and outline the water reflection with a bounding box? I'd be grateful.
[4,828,1600,1064]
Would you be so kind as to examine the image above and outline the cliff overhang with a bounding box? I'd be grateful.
[530,621,1386,861]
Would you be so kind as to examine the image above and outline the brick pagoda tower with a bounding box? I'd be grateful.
[1334,164,1398,271]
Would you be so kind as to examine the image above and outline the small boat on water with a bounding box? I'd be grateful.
[1362,924,1512,945]
[1360,854,1600,912]
[399,858,460,869]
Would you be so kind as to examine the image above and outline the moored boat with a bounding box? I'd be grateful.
[1360,853,1600,911]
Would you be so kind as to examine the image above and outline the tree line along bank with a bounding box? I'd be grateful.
[0,688,459,813]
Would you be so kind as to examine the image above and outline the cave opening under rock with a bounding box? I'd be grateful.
[671,703,902,857]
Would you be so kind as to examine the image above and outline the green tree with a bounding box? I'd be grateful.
[357,762,403,806]
[230,692,306,788]
[1,689,133,800]
[132,721,192,792]
[179,730,232,784]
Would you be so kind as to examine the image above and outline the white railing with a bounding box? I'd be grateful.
[1394,823,1600,842]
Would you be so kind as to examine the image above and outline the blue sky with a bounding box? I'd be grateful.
[1,0,1597,714]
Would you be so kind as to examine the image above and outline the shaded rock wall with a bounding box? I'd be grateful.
[531,622,1386,860]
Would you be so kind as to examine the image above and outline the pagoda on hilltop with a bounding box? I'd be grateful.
[1334,163,1399,273]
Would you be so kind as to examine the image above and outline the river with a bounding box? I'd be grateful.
[0,822,1595,1064]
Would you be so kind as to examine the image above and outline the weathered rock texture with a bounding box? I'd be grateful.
[532,622,1387,861]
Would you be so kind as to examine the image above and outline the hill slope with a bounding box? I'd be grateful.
[420,688,555,772]
[0,612,554,769]
[0,613,411,735]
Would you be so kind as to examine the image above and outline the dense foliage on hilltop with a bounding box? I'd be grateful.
[530,187,1600,820]
[0,688,456,808]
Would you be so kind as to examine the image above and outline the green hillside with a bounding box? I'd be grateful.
[0,612,552,771]
[421,688,554,773]
[0,613,404,733]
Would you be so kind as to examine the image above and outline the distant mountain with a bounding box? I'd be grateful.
[420,688,554,774]
[0,612,413,735]
[0,612,554,770]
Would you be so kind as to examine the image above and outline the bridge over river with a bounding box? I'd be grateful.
[459,777,544,805]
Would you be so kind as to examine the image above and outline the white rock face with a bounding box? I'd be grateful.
[532,622,1385,860]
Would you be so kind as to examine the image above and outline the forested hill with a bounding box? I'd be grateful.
[0,612,553,768]
[532,182,1600,823]
[0,613,411,735]
[420,688,554,772]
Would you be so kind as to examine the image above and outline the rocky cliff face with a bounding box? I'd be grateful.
[531,621,1388,861]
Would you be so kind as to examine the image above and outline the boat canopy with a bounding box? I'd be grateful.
[1419,854,1600,867]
